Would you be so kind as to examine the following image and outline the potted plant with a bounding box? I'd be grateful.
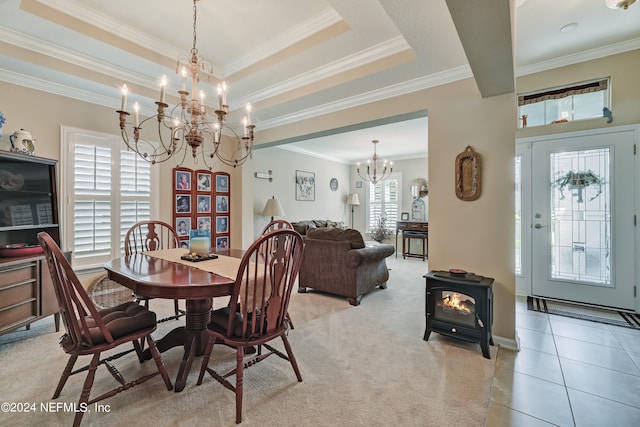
[371,216,392,243]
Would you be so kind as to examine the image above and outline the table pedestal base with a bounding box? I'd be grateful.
[143,298,212,392]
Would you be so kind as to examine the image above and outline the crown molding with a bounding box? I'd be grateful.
[275,144,351,165]
[233,36,413,108]
[258,65,472,130]
[516,37,640,76]
[0,67,114,108]
[0,26,159,92]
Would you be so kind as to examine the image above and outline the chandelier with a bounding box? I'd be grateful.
[116,0,254,169]
[357,139,393,185]
[605,0,636,9]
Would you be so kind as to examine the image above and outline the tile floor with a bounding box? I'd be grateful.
[486,296,640,426]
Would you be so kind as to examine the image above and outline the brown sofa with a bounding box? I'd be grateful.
[290,220,344,237]
[298,228,395,305]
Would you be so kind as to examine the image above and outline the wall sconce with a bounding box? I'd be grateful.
[255,170,273,182]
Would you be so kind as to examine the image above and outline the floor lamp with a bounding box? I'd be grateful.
[346,193,360,229]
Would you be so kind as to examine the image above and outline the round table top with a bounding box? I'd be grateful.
[105,253,236,300]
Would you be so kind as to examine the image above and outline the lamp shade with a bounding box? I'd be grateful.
[262,196,285,217]
[346,193,360,206]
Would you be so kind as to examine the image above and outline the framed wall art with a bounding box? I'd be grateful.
[295,170,315,201]
[216,175,229,193]
[197,173,211,191]
[175,170,191,191]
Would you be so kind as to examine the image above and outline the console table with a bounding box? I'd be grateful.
[395,221,428,258]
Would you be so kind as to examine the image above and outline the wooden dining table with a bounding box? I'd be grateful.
[104,248,244,392]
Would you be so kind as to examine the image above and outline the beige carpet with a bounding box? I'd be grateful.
[0,256,497,426]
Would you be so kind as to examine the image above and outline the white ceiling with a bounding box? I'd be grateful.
[1,0,639,163]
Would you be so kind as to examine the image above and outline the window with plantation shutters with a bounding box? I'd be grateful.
[60,127,158,270]
[367,173,401,234]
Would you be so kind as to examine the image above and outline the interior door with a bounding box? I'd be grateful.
[531,129,636,309]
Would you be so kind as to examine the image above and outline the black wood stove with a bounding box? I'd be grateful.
[423,270,494,359]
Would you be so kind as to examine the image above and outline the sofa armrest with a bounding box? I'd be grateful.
[347,244,395,267]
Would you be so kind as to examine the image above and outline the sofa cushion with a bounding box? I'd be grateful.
[312,219,328,227]
[307,227,365,249]
[291,220,316,235]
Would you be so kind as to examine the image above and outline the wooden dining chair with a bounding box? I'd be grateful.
[260,219,296,329]
[197,229,305,424]
[260,219,293,235]
[37,232,173,427]
[124,220,183,321]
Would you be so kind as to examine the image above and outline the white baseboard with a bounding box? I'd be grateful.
[493,331,520,352]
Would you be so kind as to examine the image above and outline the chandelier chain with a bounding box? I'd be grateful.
[191,0,198,57]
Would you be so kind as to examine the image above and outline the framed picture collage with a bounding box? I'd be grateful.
[173,167,230,252]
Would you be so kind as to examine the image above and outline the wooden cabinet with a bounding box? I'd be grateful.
[0,151,61,335]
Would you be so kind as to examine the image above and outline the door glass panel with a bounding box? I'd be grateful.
[515,156,522,276]
[550,148,610,286]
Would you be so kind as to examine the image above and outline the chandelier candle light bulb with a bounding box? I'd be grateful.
[180,67,187,91]
[133,102,140,127]
[120,84,128,111]
[160,75,167,103]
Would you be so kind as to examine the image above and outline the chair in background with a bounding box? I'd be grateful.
[197,229,304,424]
[125,220,183,321]
[37,232,173,427]
[260,219,293,235]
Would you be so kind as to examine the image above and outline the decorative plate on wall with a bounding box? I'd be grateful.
[330,178,338,191]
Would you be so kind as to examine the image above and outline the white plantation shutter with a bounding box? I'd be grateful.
[61,127,157,270]
[73,145,112,262]
[119,151,152,252]
[367,173,401,234]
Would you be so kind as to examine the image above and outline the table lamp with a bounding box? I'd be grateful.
[262,196,285,221]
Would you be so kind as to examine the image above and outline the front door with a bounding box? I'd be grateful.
[531,128,636,309]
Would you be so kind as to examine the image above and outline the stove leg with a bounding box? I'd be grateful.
[481,335,491,359]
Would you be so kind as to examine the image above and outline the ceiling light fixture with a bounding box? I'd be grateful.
[560,23,578,33]
[357,139,393,185]
[116,0,255,169]
[605,0,636,9]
